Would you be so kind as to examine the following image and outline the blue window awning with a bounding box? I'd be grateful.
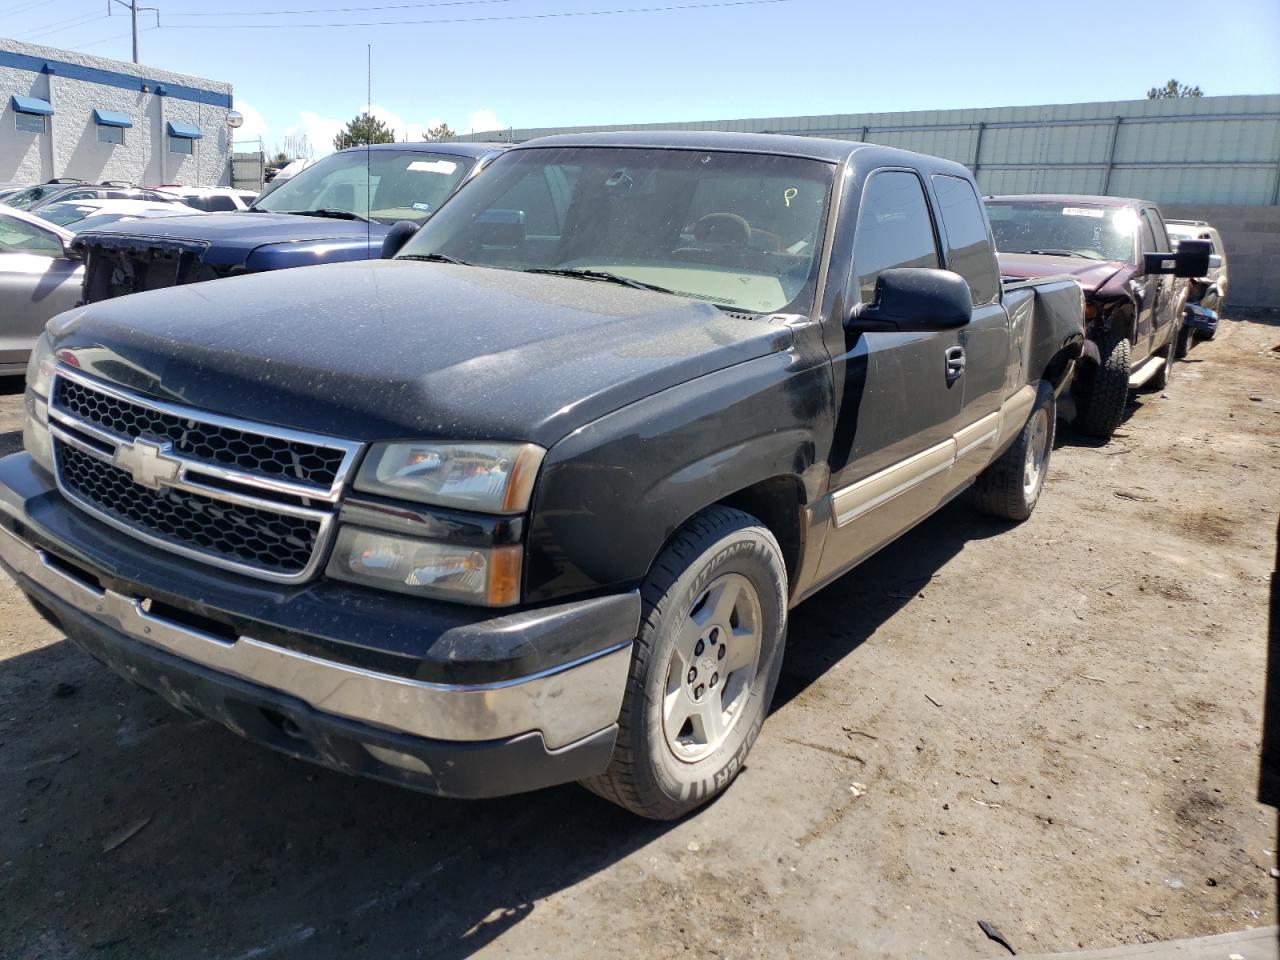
[11,95,53,116]
[166,120,201,139]
[93,109,132,128]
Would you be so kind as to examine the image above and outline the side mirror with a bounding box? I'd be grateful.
[380,220,418,259]
[847,268,972,334]
[61,240,83,261]
[1144,238,1210,278]
[1208,254,1222,269]
[475,207,526,248]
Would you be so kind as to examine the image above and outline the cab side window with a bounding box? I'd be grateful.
[852,170,940,304]
[931,174,999,305]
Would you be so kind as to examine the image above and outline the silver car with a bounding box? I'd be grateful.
[0,207,82,375]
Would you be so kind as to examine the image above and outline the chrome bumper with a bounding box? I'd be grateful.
[0,525,631,750]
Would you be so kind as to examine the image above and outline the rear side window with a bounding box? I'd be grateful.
[204,195,237,212]
[931,174,998,305]
[852,170,939,304]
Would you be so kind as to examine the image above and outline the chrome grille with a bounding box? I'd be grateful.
[55,376,345,490]
[58,444,320,574]
[47,368,362,583]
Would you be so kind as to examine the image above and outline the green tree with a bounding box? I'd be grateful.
[424,122,456,142]
[333,112,396,150]
[1147,79,1203,99]
[271,151,289,165]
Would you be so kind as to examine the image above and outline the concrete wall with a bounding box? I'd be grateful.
[0,38,232,188]
[1161,203,1280,310]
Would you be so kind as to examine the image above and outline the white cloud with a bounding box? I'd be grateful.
[231,99,267,142]
[283,112,346,156]
[467,109,503,135]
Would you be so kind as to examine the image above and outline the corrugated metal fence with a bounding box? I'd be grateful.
[455,94,1280,207]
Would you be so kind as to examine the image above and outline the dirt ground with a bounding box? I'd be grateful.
[1,314,1277,960]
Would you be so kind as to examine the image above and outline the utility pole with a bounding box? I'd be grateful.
[107,0,160,64]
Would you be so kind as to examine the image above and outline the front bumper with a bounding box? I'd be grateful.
[0,453,639,797]
[1183,303,1219,335]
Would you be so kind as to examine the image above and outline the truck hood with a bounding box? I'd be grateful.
[998,252,1128,296]
[48,260,791,447]
[75,212,387,267]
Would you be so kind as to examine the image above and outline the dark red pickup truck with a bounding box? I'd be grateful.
[987,194,1210,439]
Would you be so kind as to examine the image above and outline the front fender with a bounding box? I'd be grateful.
[524,347,831,603]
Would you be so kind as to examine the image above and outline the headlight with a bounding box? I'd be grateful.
[354,441,544,513]
[326,527,521,606]
[22,334,56,474]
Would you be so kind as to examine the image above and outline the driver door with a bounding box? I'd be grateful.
[817,168,966,581]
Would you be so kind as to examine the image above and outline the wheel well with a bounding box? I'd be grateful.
[1100,299,1136,343]
[716,476,805,585]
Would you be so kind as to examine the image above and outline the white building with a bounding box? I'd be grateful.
[1,37,233,189]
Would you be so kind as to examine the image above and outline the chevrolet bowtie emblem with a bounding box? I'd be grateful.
[113,438,181,491]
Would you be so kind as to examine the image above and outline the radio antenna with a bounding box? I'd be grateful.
[366,43,372,257]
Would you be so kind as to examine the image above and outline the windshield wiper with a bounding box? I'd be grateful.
[289,209,373,223]
[1019,248,1103,260]
[523,267,677,296]
[398,253,472,266]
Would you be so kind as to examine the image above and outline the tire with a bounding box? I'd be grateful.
[1149,326,1177,390]
[580,506,788,820]
[972,383,1055,521]
[1175,323,1193,360]
[1073,335,1130,440]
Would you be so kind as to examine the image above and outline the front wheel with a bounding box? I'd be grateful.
[581,506,788,819]
[1073,335,1130,440]
[973,383,1055,521]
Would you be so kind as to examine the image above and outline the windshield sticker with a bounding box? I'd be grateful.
[783,187,798,208]
[407,160,458,174]
[412,202,432,211]
[1062,207,1105,218]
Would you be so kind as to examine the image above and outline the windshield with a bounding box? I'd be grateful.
[396,146,834,315]
[39,202,100,226]
[4,184,63,211]
[986,200,1139,262]
[1166,223,1217,253]
[251,149,475,224]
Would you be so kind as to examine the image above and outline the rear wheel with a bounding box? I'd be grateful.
[581,506,788,819]
[1073,335,1130,440]
[973,383,1055,521]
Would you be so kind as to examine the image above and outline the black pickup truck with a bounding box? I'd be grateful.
[4,132,1085,819]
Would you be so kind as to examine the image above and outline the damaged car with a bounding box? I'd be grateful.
[987,195,1210,440]
[72,142,507,302]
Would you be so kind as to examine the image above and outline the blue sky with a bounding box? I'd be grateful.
[6,0,1279,156]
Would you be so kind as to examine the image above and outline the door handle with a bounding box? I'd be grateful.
[944,345,965,383]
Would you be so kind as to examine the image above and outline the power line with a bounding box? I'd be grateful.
[65,26,153,51]
[166,0,518,16]
[15,13,109,41]
[158,0,790,29]
[0,0,57,17]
